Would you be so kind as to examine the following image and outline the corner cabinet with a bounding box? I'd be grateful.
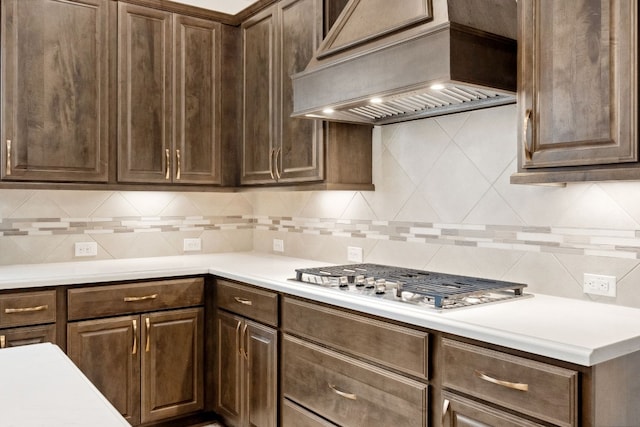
[117,3,230,185]
[511,0,639,184]
[0,0,110,182]
[240,0,373,188]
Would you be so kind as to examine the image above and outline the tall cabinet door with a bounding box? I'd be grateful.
[518,0,637,169]
[141,308,204,424]
[277,0,324,183]
[245,320,278,427]
[1,0,109,182]
[174,15,223,184]
[241,6,278,184]
[117,3,172,183]
[216,311,244,426]
[67,316,141,425]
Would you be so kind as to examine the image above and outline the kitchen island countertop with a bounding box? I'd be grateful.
[0,251,639,366]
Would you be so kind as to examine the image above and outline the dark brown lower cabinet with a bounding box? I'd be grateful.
[442,391,544,427]
[68,308,204,426]
[216,310,277,427]
[0,324,56,348]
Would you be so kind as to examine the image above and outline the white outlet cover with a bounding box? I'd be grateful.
[347,246,363,263]
[583,273,616,297]
[273,239,284,252]
[183,238,202,252]
[75,242,98,257]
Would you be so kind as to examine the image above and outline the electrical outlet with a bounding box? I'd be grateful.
[583,273,616,297]
[75,242,98,257]
[273,239,284,252]
[183,238,202,252]
[347,246,363,263]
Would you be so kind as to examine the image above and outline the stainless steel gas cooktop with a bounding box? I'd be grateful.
[294,264,528,310]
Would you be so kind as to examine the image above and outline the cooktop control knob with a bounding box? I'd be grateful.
[375,279,386,294]
[338,276,349,288]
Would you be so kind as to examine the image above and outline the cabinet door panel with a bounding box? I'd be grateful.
[278,0,324,183]
[519,0,637,168]
[67,316,140,425]
[0,324,56,348]
[174,15,222,184]
[246,320,277,427]
[141,308,204,423]
[241,7,277,184]
[442,392,544,427]
[215,311,243,426]
[1,0,109,182]
[117,3,172,183]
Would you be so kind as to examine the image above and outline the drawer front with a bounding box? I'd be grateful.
[283,297,428,378]
[282,399,337,427]
[442,391,544,427]
[0,290,56,327]
[68,278,204,320]
[283,335,428,427]
[216,280,278,326]
[442,339,578,427]
[0,324,56,348]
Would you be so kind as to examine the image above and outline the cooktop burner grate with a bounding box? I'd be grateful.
[295,263,527,309]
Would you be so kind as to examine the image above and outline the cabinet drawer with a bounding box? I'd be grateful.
[0,290,56,327]
[216,280,278,326]
[282,399,337,427]
[68,278,204,320]
[442,339,578,427]
[283,335,427,427]
[283,297,428,378]
[0,324,56,348]
[442,391,544,427]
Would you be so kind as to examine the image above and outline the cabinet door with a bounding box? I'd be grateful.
[0,324,56,348]
[245,320,278,427]
[519,0,637,169]
[277,0,324,183]
[241,6,278,184]
[67,316,141,425]
[174,15,223,184]
[442,392,544,427]
[141,308,204,423]
[1,0,109,182]
[215,311,243,426]
[117,3,172,183]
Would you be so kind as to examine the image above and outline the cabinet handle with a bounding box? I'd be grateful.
[442,398,450,424]
[132,319,138,355]
[5,304,48,314]
[234,297,253,306]
[235,321,242,356]
[328,383,357,400]
[5,139,11,176]
[241,323,249,360]
[0,335,5,349]
[145,317,151,352]
[269,148,276,180]
[175,149,181,180]
[165,148,170,180]
[475,370,529,392]
[523,109,533,161]
[274,146,282,180]
[123,294,158,302]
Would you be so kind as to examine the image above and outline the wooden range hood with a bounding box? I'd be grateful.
[292,0,517,125]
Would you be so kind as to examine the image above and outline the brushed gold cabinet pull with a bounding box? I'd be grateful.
[475,370,529,392]
[234,297,253,306]
[523,109,533,161]
[0,335,5,349]
[175,149,181,180]
[165,148,170,180]
[442,399,450,424]
[132,319,138,355]
[235,321,242,356]
[145,317,151,352]
[242,323,249,360]
[123,294,158,302]
[5,304,48,314]
[328,383,357,400]
[269,148,276,181]
[274,146,282,180]
[6,139,11,176]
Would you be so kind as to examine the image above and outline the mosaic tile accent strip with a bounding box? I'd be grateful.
[3,215,640,260]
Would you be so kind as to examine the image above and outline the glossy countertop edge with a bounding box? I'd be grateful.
[1,252,640,367]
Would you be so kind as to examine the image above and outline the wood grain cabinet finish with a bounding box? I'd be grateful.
[215,310,277,427]
[0,290,56,328]
[441,391,544,427]
[118,4,226,185]
[1,0,109,182]
[283,334,428,427]
[442,338,578,427]
[282,399,337,427]
[216,279,278,327]
[512,0,638,183]
[0,324,56,349]
[282,297,428,378]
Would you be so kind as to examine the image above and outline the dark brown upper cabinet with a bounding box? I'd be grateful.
[511,0,638,184]
[118,3,229,185]
[241,0,373,188]
[1,0,110,182]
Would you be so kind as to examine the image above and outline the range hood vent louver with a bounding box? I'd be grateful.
[292,0,517,125]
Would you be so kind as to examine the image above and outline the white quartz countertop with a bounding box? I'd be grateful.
[0,343,129,426]
[1,252,640,367]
